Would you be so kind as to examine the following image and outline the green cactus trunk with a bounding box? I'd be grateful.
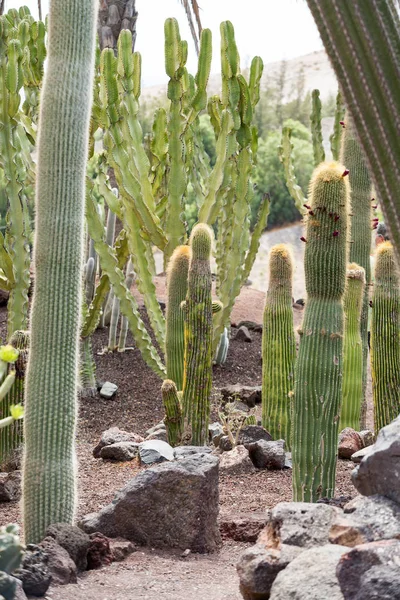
[23,0,98,543]
[165,245,190,390]
[292,161,350,502]
[262,244,296,449]
[340,264,365,430]
[0,330,29,468]
[182,224,213,446]
[339,119,372,429]
[371,241,400,433]
[162,379,183,447]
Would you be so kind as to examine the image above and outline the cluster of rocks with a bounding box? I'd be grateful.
[237,415,400,599]
[8,523,135,598]
[338,427,375,461]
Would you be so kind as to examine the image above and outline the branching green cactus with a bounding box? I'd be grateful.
[340,264,365,430]
[292,161,350,502]
[371,241,400,433]
[262,244,296,448]
[339,119,372,429]
[162,379,183,447]
[165,245,190,390]
[278,127,308,215]
[23,0,98,544]
[182,224,213,445]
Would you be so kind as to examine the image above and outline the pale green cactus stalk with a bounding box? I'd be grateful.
[330,90,345,161]
[310,89,325,166]
[162,379,183,447]
[278,127,308,215]
[292,161,350,502]
[340,264,365,430]
[23,0,98,544]
[371,241,400,433]
[118,260,135,352]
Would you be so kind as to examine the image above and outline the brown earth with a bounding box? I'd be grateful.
[0,287,368,600]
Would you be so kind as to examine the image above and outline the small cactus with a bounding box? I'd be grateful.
[162,379,183,447]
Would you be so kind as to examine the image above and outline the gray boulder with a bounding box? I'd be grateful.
[145,422,166,437]
[79,454,220,553]
[174,446,212,459]
[352,415,400,504]
[93,427,144,458]
[109,537,136,562]
[237,425,272,448]
[219,435,234,452]
[138,440,175,464]
[219,446,254,473]
[39,537,77,585]
[12,543,52,597]
[100,442,139,461]
[209,422,224,446]
[269,544,348,599]
[248,440,286,469]
[99,381,118,399]
[351,447,372,464]
[45,523,90,572]
[0,471,21,502]
[337,539,400,600]
[234,326,252,342]
[145,429,168,442]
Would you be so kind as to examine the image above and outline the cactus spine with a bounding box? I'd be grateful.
[371,241,400,433]
[23,0,98,543]
[292,162,350,502]
[162,379,183,447]
[262,244,296,448]
[340,264,365,430]
[165,245,190,390]
[182,224,213,445]
[339,119,372,428]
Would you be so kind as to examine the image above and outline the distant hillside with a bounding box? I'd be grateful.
[141,50,337,102]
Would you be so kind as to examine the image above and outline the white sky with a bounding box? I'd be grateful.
[5,0,323,86]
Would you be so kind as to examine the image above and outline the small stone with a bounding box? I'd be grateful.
[234,326,252,342]
[39,537,77,585]
[145,422,166,437]
[248,440,286,469]
[219,385,262,408]
[220,512,268,543]
[46,523,91,572]
[359,429,375,448]
[338,427,363,459]
[336,539,400,600]
[181,548,191,558]
[87,532,113,570]
[145,429,168,442]
[138,440,175,464]
[100,442,139,461]
[219,445,254,473]
[93,427,144,458]
[351,447,372,463]
[219,435,233,452]
[209,422,224,446]
[352,415,400,504]
[269,544,348,599]
[13,544,52,597]
[99,381,118,399]
[236,320,263,332]
[0,471,21,502]
[237,425,272,448]
[174,446,212,459]
[109,537,136,562]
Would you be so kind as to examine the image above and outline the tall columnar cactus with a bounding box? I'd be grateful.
[371,241,400,433]
[0,330,29,467]
[182,224,213,446]
[165,245,190,390]
[292,161,350,502]
[23,0,98,544]
[340,264,365,430]
[262,244,296,448]
[305,1,400,262]
[162,379,183,447]
[339,119,372,428]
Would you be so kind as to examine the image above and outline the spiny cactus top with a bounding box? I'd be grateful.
[268,243,293,284]
[190,223,213,261]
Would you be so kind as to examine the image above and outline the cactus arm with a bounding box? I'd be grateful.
[241,192,270,286]
[162,379,183,447]
[330,90,345,160]
[0,232,15,287]
[310,89,325,166]
[278,127,307,215]
[86,190,166,377]
[371,242,400,432]
[305,0,400,259]
[118,260,135,352]
[108,295,120,351]
[23,0,98,544]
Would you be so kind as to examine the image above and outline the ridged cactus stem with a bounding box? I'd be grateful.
[339,119,372,429]
[340,264,365,430]
[108,296,120,351]
[118,260,135,352]
[371,241,400,433]
[310,89,325,166]
[262,245,296,449]
[165,245,190,390]
[292,161,350,502]
[79,336,96,397]
[162,379,183,447]
[23,0,98,543]
[182,224,213,446]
